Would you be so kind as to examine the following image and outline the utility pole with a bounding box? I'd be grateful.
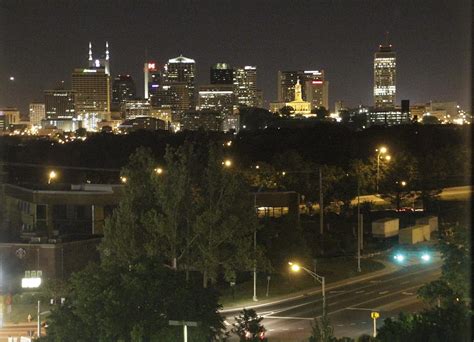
[357,177,361,273]
[319,168,323,235]
[37,300,41,338]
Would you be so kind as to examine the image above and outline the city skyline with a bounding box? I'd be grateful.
[0,0,471,115]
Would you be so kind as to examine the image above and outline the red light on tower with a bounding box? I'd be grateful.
[147,62,156,71]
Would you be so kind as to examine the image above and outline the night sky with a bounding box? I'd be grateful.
[0,0,471,115]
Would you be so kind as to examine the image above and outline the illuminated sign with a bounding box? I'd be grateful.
[151,84,159,88]
[22,277,42,288]
[312,81,323,84]
[83,69,97,73]
[147,62,157,71]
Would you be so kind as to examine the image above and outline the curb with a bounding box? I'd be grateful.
[221,259,400,313]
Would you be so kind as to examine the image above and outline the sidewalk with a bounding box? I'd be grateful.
[221,259,400,313]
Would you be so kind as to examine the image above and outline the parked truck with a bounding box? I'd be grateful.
[399,225,428,244]
[372,218,399,238]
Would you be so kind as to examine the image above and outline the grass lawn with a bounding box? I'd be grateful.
[219,257,385,307]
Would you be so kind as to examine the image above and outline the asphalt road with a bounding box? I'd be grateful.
[223,261,441,341]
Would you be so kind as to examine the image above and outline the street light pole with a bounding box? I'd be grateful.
[37,300,41,338]
[289,263,326,316]
[319,168,323,235]
[376,150,381,193]
[357,177,361,273]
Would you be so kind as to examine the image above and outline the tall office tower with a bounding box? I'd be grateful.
[210,63,233,84]
[277,70,328,109]
[373,43,396,108]
[72,68,110,118]
[29,103,45,126]
[233,66,257,107]
[44,89,76,119]
[144,61,162,100]
[88,41,110,75]
[164,55,196,110]
[112,75,136,110]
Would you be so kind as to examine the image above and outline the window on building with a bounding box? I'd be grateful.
[36,205,47,220]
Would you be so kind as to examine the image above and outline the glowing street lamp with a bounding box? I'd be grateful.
[223,159,232,168]
[289,262,326,316]
[155,167,163,175]
[120,176,127,183]
[48,170,57,184]
[375,146,389,193]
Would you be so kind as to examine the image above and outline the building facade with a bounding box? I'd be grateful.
[144,61,163,100]
[0,107,21,129]
[72,68,110,129]
[374,44,396,108]
[44,90,76,119]
[198,84,235,116]
[210,63,233,84]
[29,103,45,126]
[233,66,258,107]
[164,55,196,111]
[112,75,136,110]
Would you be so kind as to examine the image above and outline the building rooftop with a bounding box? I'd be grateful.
[168,55,195,64]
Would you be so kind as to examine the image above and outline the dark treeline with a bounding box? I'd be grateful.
[0,123,470,185]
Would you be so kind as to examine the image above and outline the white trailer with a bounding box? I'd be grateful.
[372,218,399,238]
[416,216,438,232]
[399,226,426,244]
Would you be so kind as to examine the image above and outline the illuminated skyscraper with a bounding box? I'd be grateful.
[44,89,76,119]
[29,103,45,126]
[373,44,396,108]
[233,66,257,107]
[144,62,162,100]
[164,55,196,110]
[72,68,110,114]
[112,75,136,110]
[210,63,233,84]
[88,41,110,75]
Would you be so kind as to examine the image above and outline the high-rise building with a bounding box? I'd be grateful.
[198,84,235,116]
[44,90,76,119]
[112,75,136,110]
[373,44,396,108]
[210,63,233,84]
[277,70,328,109]
[29,103,45,126]
[88,41,110,75]
[144,61,162,100]
[233,66,257,107]
[164,55,196,110]
[72,68,110,116]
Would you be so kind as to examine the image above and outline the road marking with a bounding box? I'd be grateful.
[402,292,414,295]
[350,323,356,326]
[269,329,275,332]
[369,280,382,283]
[265,316,313,320]
[283,328,289,331]
[346,307,377,311]
[378,291,389,295]
[361,321,367,324]
[401,280,410,285]
[224,320,230,326]
[337,324,344,327]
[355,290,365,294]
